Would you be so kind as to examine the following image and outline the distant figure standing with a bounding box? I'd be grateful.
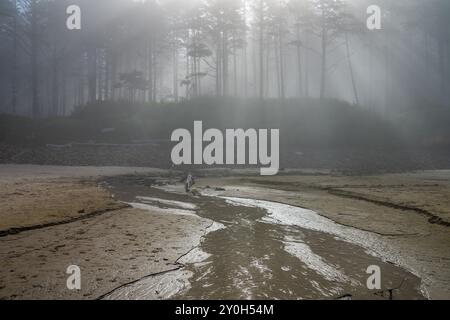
[185,173,195,192]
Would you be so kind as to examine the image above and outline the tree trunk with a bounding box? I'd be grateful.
[295,23,302,98]
[87,47,97,103]
[153,56,157,102]
[278,26,285,100]
[252,38,258,97]
[148,40,154,102]
[258,0,264,99]
[233,31,238,96]
[384,33,391,114]
[243,44,248,98]
[274,38,280,98]
[104,51,110,100]
[193,48,198,97]
[243,5,248,98]
[304,32,309,98]
[52,50,59,116]
[185,33,190,99]
[198,57,202,96]
[222,30,229,96]
[265,39,270,97]
[11,0,18,114]
[31,0,40,118]
[216,36,222,96]
[345,33,359,105]
[110,51,117,101]
[173,46,179,102]
[319,6,327,100]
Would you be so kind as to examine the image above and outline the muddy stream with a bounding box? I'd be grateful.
[102,177,425,300]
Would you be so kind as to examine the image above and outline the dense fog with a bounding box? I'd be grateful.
[0,0,448,117]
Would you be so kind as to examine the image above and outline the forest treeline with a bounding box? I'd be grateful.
[0,0,449,118]
[0,98,400,146]
[1,97,449,150]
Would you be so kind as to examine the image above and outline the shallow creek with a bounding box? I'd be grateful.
[102,177,424,300]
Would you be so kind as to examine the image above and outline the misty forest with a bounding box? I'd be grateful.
[0,0,449,170]
[1,0,450,302]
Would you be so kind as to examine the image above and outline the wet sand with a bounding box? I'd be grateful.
[193,172,450,299]
[0,165,449,299]
[103,179,423,300]
[0,165,212,300]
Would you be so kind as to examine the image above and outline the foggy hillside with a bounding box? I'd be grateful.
[0,0,449,171]
[0,0,449,115]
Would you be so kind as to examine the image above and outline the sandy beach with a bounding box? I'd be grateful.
[0,165,213,299]
[193,172,450,299]
[0,165,449,299]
